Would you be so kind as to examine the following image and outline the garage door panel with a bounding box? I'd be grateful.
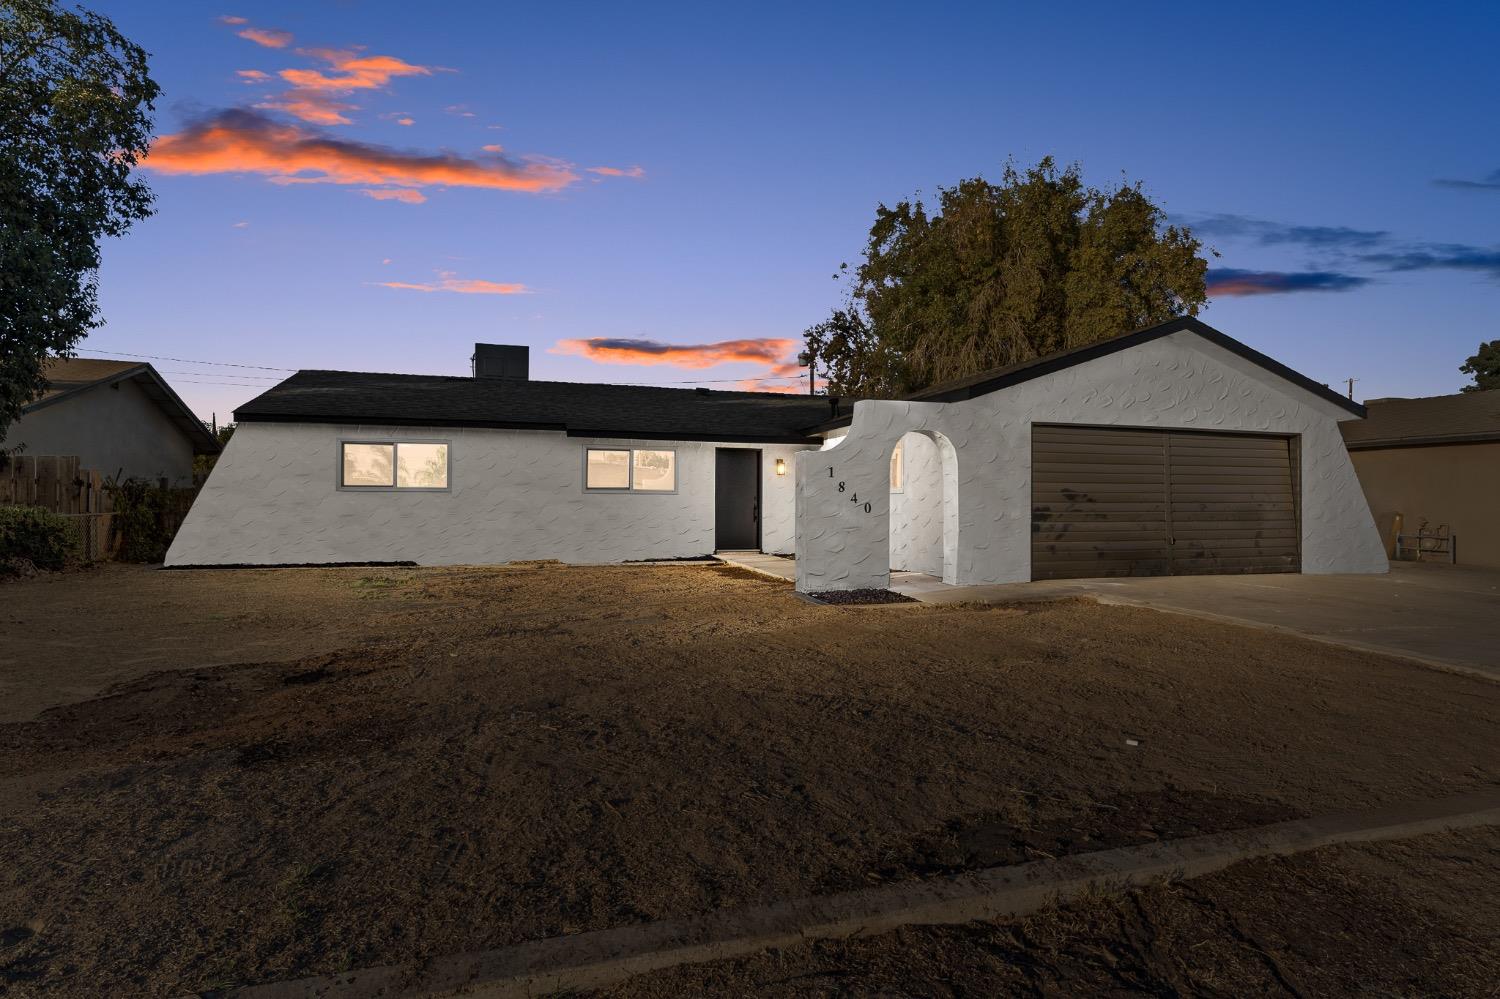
[1031,425,1299,580]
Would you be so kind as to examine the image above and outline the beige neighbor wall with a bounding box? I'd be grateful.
[2,378,196,485]
[1349,442,1500,568]
[165,422,813,567]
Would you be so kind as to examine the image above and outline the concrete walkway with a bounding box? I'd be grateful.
[717,552,1497,676]
[715,551,796,581]
[893,561,1500,677]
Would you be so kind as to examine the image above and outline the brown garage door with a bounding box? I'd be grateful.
[1031,424,1300,580]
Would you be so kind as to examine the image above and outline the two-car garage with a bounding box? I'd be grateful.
[794,316,1389,593]
[1030,424,1301,580]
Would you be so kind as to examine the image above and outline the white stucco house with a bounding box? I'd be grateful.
[166,319,1388,590]
[3,358,220,486]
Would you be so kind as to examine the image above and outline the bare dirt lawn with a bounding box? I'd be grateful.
[2,563,1498,996]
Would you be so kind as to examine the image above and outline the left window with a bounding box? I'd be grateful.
[341,441,449,489]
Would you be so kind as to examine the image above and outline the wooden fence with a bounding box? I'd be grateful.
[1,455,116,560]
[1,454,198,562]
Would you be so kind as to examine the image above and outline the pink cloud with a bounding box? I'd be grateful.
[374,271,528,294]
[551,337,799,370]
[587,165,645,179]
[397,117,414,126]
[239,26,294,49]
[219,15,248,25]
[144,109,579,195]
[361,188,426,203]
[236,69,270,84]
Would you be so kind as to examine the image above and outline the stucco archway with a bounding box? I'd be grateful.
[888,430,959,585]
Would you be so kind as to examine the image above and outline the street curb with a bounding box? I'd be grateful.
[202,788,1500,999]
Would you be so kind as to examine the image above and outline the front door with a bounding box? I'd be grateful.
[715,448,760,550]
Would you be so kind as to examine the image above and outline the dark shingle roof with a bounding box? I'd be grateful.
[1340,391,1500,449]
[234,370,853,443]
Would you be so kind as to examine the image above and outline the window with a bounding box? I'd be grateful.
[585,447,677,492]
[340,441,449,489]
[889,440,904,492]
[633,449,676,491]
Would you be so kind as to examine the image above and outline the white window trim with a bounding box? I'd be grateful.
[337,438,453,492]
[582,446,679,494]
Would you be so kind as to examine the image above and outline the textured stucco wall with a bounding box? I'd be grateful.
[166,422,810,566]
[796,331,1388,591]
[3,378,196,485]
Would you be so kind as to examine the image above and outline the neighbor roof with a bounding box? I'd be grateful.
[30,358,143,403]
[1340,391,1500,449]
[235,370,854,444]
[24,358,221,454]
[805,316,1365,433]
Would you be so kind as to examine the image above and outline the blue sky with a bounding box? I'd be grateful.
[85,0,1500,423]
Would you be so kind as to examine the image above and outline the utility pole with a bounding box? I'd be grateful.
[798,351,815,395]
[1345,377,1358,400]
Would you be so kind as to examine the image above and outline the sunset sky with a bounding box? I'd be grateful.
[84,1,1499,423]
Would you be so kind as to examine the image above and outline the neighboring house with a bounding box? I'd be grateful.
[167,319,1387,591]
[3,359,220,486]
[1340,391,1500,567]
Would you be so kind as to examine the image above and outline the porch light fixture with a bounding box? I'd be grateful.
[775,457,786,476]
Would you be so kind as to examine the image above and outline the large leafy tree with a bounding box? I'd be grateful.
[1459,340,1499,393]
[1,0,157,440]
[805,158,1208,395]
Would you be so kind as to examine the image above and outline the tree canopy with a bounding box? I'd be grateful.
[1459,340,1499,393]
[1,0,157,441]
[803,158,1208,396]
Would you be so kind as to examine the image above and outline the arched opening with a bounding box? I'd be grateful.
[887,429,958,585]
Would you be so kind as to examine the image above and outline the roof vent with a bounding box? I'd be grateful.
[472,344,528,379]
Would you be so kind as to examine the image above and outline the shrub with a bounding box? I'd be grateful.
[0,505,80,571]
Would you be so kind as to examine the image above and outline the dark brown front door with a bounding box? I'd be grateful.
[1031,424,1299,580]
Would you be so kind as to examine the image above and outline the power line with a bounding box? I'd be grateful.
[75,348,296,371]
[158,369,282,381]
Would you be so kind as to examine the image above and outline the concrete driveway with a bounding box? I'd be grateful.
[892,562,1500,678]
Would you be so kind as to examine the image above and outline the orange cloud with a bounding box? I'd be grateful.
[236,69,270,84]
[219,15,248,25]
[587,165,645,178]
[551,337,799,370]
[374,271,528,294]
[144,109,579,195]
[283,49,431,93]
[397,117,414,126]
[255,92,355,125]
[239,26,293,48]
[481,143,504,152]
[361,188,426,203]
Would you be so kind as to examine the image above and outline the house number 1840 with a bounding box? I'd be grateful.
[828,467,872,513]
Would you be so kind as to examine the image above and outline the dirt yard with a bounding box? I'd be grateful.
[2,562,1499,996]
[611,826,1500,997]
